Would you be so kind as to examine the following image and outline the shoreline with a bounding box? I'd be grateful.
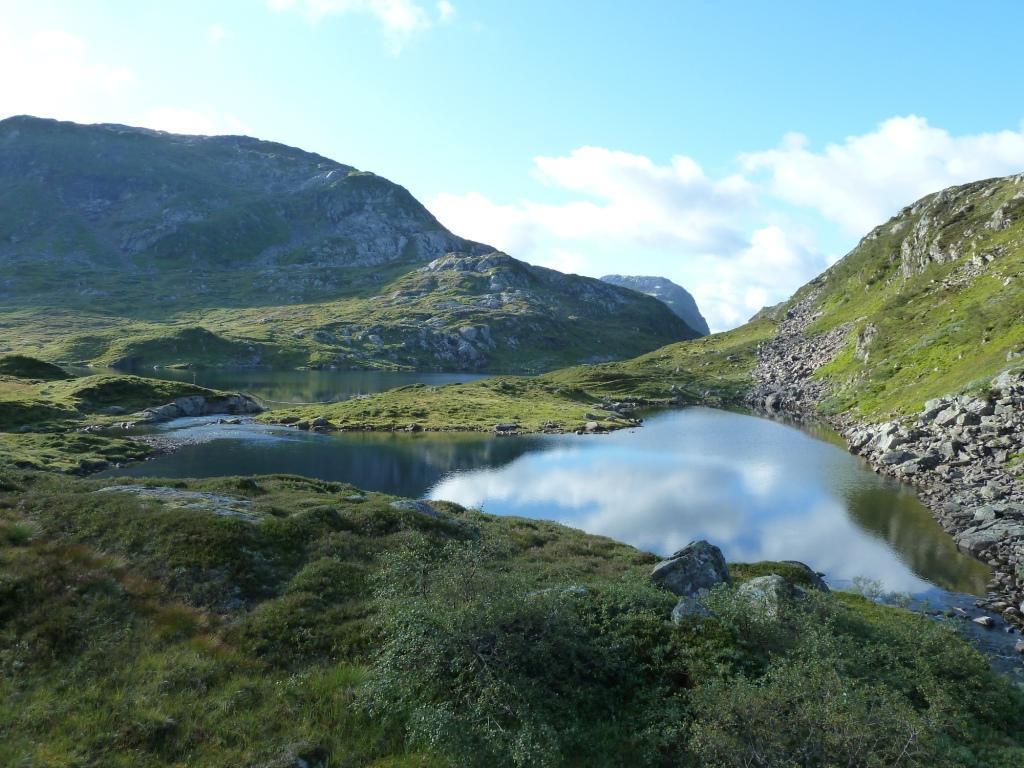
[748,291,1024,626]
[91,353,1024,628]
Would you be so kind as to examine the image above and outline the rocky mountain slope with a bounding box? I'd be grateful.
[0,116,693,370]
[600,274,710,335]
[744,173,1024,620]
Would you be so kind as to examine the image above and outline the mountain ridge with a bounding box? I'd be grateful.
[0,115,695,371]
[599,274,710,336]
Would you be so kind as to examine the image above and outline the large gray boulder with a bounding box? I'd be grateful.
[650,540,731,597]
[736,574,794,619]
[781,561,831,593]
[955,518,1024,556]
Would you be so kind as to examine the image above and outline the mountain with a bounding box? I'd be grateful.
[0,116,694,370]
[766,171,1024,418]
[599,275,709,336]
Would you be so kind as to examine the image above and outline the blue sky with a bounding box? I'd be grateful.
[3,1,1024,329]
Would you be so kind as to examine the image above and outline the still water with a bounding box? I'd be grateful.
[101,406,990,596]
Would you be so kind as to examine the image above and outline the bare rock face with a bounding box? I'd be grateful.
[650,540,731,597]
[134,393,263,423]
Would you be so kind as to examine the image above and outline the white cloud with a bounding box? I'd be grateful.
[430,147,804,331]
[0,22,251,138]
[742,115,1024,234]
[432,118,1024,331]
[692,225,828,329]
[0,25,136,123]
[432,147,756,256]
[0,19,255,140]
[267,0,453,52]
[437,0,456,23]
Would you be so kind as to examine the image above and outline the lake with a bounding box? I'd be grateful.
[100,404,990,597]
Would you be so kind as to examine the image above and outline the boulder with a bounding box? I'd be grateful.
[972,615,995,628]
[964,398,994,416]
[955,519,1024,556]
[737,574,793,619]
[173,395,208,417]
[920,398,946,421]
[880,449,916,466]
[650,540,731,597]
[670,596,711,623]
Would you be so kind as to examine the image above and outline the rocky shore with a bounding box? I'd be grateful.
[748,292,1024,627]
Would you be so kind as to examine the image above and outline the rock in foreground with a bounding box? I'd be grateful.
[650,540,731,596]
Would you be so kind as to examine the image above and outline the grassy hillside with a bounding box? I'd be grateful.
[803,174,1024,418]
[0,355,241,472]
[1,470,1020,767]
[0,116,694,372]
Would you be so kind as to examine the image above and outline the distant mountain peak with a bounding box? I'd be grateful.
[600,275,710,336]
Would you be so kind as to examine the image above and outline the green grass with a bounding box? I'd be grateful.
[805,176,1024,419]
[0,354,70,380]
[262,319,776,432]
[0,470,1019,767]
[0,359,249,472]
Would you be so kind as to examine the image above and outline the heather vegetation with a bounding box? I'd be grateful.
[2,471,1021,767]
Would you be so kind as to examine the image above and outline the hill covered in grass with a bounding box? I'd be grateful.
[0,116,694,371]
[0,354,259,473]
[795,173,1024,418]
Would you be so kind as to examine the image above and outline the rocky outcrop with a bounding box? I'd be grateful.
[746,288,852,416]
[299,251,696,371]
[842,372,1024,620]
[890,176,1024,278]
[133,394,264,424]
[651,540,731,596]
[599,274,710,336]
[746,282,1024,623]
[736,575,794,619]
[650,542,831,624]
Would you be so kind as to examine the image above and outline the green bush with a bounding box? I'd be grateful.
[363,537,679,767]
[364,539,1024,768]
